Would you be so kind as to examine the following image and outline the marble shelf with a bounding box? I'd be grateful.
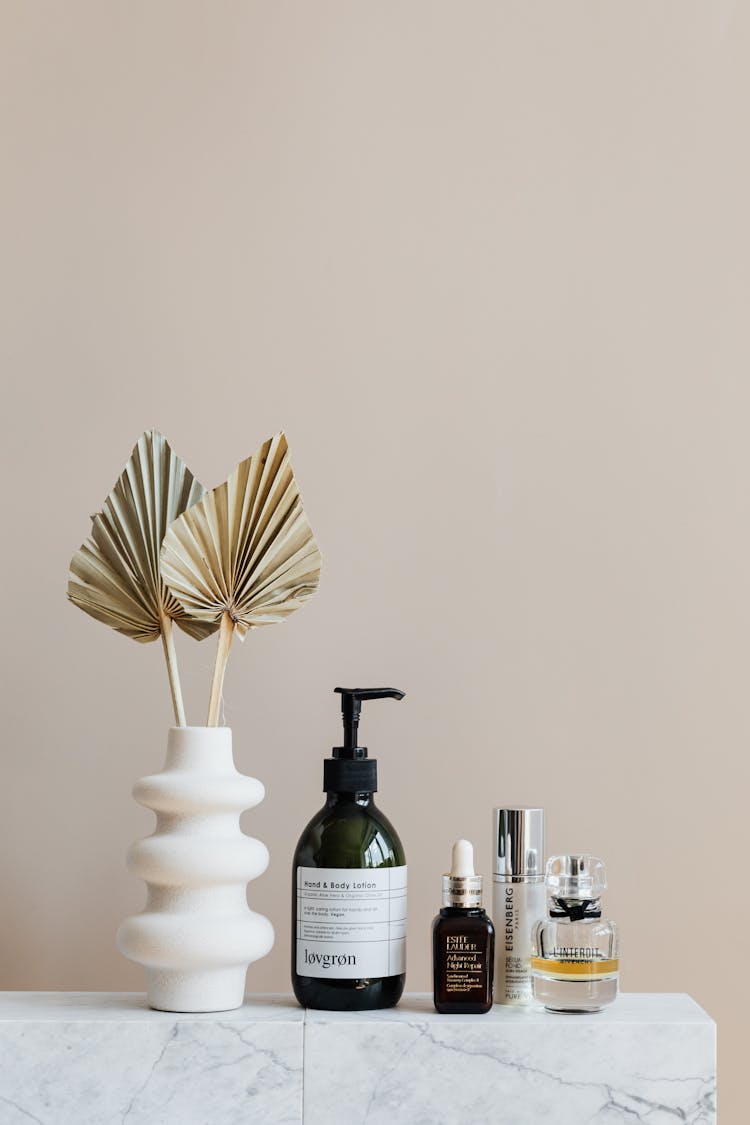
[0,992,715,1124]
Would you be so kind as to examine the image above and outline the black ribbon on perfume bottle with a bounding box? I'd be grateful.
[550,899,601,921]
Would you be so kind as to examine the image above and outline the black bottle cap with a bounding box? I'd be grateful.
[323,686,405,793]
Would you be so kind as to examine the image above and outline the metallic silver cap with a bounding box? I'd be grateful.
[442,873,483,908]
[493,807,545,880]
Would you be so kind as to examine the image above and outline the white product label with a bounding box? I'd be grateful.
[296,866,407,979]
[492,880,546,1004]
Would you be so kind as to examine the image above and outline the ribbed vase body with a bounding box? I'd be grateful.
[117,727,274,1012]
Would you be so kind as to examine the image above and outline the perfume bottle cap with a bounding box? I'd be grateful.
[442,839,483,907]
[493,807,545,880]
[545,854,607,900]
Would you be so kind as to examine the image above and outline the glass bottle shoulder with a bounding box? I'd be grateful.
[432,908,494,937]
[294,798,405,869]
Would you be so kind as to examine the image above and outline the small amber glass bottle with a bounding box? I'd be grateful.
[432,840,495,1013]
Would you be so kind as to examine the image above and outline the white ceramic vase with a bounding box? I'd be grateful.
[117,726,274,1012]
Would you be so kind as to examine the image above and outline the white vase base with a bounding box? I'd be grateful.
[119,729,273,1012]
[146,967,247,1013]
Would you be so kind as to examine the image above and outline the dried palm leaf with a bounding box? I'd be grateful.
[160,432,321,725]
[68,431,218,725]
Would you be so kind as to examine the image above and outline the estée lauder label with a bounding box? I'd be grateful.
[443,934,487,996]
[296,866,407,979]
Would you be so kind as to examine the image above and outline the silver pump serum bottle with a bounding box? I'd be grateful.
[492,807,545,1005]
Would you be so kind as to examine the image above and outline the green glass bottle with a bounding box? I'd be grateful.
[292,687,407,1011]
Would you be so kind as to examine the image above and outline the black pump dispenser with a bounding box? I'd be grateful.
[323,686,405,793]
[293,683,408,1010]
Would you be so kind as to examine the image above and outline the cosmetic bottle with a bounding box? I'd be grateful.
[292,687,407,1011]
[432,840,494,1013]
[531,855,619,1012]
[492,807,545,1005]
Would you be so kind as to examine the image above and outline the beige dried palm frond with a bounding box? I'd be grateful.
[68,431,218,725]
[160,431,321,724]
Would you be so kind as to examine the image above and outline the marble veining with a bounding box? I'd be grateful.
[0,996,303,1125]
[303,994,716,1125]
[0,993,714,1125]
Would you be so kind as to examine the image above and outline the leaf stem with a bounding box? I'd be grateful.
[207,611,235,726]
[160,612,186,727]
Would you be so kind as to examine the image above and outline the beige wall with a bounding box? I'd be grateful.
[1,0,743,1116]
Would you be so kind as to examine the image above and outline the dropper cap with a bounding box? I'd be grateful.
[442,839,483,908]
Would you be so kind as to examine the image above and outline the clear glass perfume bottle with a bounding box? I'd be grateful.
[531,855,619,1013]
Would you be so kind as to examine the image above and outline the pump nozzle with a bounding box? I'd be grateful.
[323,686,406,794]
[334,687,405,755]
